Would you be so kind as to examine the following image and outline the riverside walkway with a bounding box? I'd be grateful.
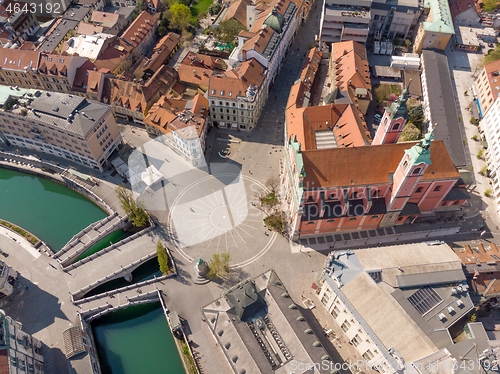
[54,213,129,267]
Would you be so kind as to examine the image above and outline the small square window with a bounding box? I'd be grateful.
[211,90,215,94]
[415,187,423,193]
[220,91,225,95]
[434,185,441,192]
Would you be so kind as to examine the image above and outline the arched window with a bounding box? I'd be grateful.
[412,167,421,175]
[392,123,400,131]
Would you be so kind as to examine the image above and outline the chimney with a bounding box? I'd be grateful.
[242,48,247,60]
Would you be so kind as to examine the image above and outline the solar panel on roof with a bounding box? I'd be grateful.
[407,286,443,315]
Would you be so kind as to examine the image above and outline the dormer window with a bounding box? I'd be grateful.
[229,92,232,97]
[412,167,421,175]
[220,91,225,96]
[211,89,215,94]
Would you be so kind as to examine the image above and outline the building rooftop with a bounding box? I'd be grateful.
[448,0,481,18]
[223,0,252,26]
[323,243,474,364]
[0,48,39,71]
[90,11,121,25]
[423,0,455,34]
[208,58,266,99]
[23,91,111,137]
[202,270,334,374]
[422,49,467,167]
[38,19,79,53]
[301,140,460,188]
[63,33,115,61]
[121,11,156,48]
[63,5,92,21]
[93,37,133,72]
[77,22,105,35]
[331,41,371,100]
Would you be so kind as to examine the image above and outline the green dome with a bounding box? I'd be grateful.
[264,7,285,34]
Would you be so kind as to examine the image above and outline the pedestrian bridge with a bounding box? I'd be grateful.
[54,213,129,267]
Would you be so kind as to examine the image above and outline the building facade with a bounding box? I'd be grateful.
[229,0,297,89]
[481,98,500,212]
[413,0,455,53]
[475,59,500,118]
[0,261,17,298]
[0,310,44,374]
[208,58,267,131]
[319,0,371,44]
[283,127,469,240]
[145,94,210,166]
[0,91,122,170]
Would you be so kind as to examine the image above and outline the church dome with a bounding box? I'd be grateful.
[264,7,285,34]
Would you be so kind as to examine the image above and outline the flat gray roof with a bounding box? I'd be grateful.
[39,19,79,53]
[63,5,91,21]
[422,49,468,167]
[25,91,110,137]
[396,269,466,288]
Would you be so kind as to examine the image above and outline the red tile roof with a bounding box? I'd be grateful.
[0,48,40,71]
[331,41,371,100]
[301,141,459,188]
[77,22,104,35]
[93,38,132,72]
[208,58,266,98]
[91,11,120,24]
[223,0,252,26]
[448,0,480,18]
[38,53,73,78]
[73,60,96,92]
[121,11,156,48]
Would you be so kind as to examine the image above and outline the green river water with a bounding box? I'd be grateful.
[0,168,184,374]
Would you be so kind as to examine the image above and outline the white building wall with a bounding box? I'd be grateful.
[482,98,500,212]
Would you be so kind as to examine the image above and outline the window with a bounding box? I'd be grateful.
[397,216,403,221]
[331,306,340,318]
[370,215,379,219]
[341,320,351,332]
[434,185,441,192]
[453,201,459,205]
[220,91,225,96]
[362,350,374,361]
[327,219,335,222]
[307,221,315,225]
[374,14,380,20]
[441,202,447,206]
[351,334,362,347]
[211,100,214,104]
[412,167,421,175]
[392,123,400,131]
[349,217,357,221]
[403,160,408,170]
[415,187,423,193]
[321,293,330,306]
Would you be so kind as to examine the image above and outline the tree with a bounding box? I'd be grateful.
[398,123,421,142]
[485,43,500,64]
[115,186,150,228]
[477,149,484,159]
[405,39,412,48]
[480,166,489,176]
[133,0,146,18]
[482,0,500,12]
[408,104,424,129]
[208,2,222,15]
[207,253,230,279]
[214,19,245,44]
[394,37,400,46]
[156,241,170,274]
[169,3,192,31]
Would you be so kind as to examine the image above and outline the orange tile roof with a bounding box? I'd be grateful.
[154,32,180,53]
[208,58,266,98]
[77,22,104,35]
[287,81,307,109]
[38,53,73,78]
[299,47,322,92]
[19,41,36,50]
[104,78,160,113]
[181,51,216,69]
[189,93,209,118]
[301,140,460,188]
[287,103,371,150]
[453,243,500,265]
[73,60,97,92]
[91,11,120,24]
[121,11,156,48]
[223,0,252,26]
[178,64,212,87]
[93,38,132,72]
[242,26,274,54]
[0,48,40,71]
[332,41,371,100]
[484,59,500,100]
